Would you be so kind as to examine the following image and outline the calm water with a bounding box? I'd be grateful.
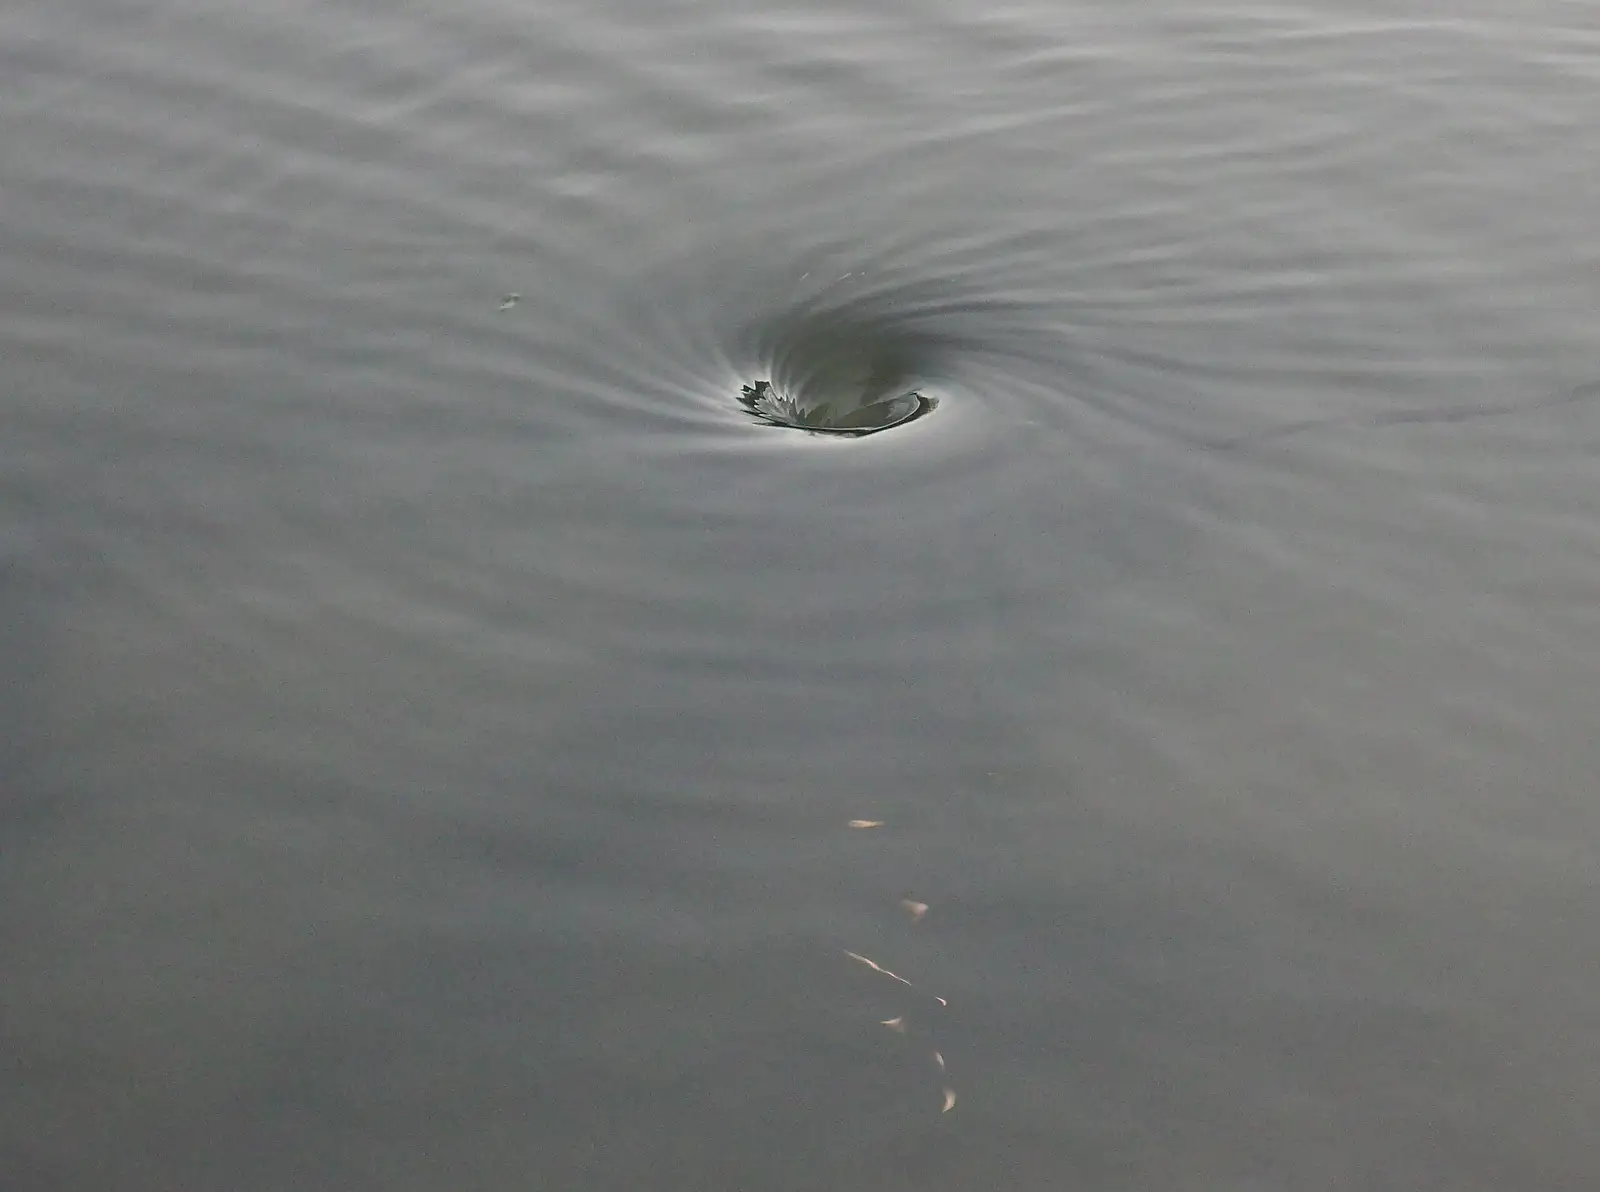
[4,2,1600,1188]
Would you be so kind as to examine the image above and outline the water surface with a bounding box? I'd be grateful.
[4,2,1600,1188]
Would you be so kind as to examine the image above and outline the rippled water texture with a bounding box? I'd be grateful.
[4,2,1600,1189]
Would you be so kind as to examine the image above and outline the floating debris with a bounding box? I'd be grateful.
[841,807,955,1117]
[497,293,520,310]
[842,950,915,990]
[843,950,947,1007]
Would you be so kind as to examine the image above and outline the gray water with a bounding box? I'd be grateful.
[4,2,1600,1188]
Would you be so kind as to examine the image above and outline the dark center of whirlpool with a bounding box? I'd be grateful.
[736,309,938,436]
